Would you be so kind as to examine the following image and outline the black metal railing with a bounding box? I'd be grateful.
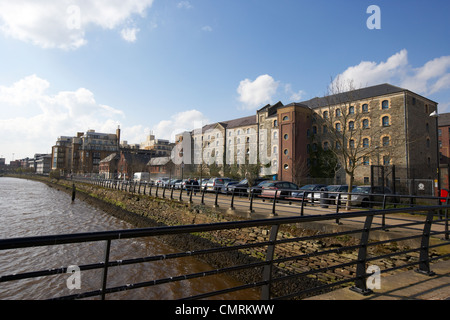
[70,177,450,239]
[1,204,449,300]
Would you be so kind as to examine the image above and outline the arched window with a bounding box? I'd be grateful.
[362,104,369,113]
[349,106,355,114]
[335,109,341,117]
[382,116,390,127]
[283,116,289,121]
[382,136,390,146]
[349,139,355,148]
[323,111,329,119]
[349,121,355,131]
[363,138,370,148]
[335,122,341,132]
[362,119,369,129]
[382,100,389,109]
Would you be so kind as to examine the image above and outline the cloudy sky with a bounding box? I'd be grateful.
[0,0,449,163]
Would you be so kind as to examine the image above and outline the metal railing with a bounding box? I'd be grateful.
[0,204,449,300]
[71,177,450,239]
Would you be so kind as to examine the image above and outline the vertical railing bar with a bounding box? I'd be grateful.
[261,224,280,300]
[300,192,306,216]
[415,210,436,276]
[201,185,206,205]
[248,188,255,214]
[271,190,278,216]
[335,193,341,224]
[445,196,449,241]
[350,214,374,296]
[101,239,111,300]
[382,194,387,230]
[214,188,219,207]
[230,187,236,210]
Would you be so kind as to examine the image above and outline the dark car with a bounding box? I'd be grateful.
[291,184,327,200]
[248,180,272,196]
[342,185,398,207]
[260,181,299,199]
[229,178,268,196]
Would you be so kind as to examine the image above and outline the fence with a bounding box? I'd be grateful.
[74,177,449,235]
[0,178,449,299]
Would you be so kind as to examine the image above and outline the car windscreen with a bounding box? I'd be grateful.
[353,187,370,194]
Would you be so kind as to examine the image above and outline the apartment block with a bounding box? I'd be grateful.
[51,127,120,175]
[175,83,439,188]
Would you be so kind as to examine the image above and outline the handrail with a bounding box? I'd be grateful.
[70,176,450,240]
[1,203,449,300]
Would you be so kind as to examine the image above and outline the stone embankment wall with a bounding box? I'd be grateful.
[22,176,440,298]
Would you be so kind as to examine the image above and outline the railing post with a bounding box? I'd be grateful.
[162,185,166,198]
[170,184,175,200]
[214,188,219,208]
[350,214,374,296]
[415,210,436,276]
[261,224,280,300]
[101,239,111,300]
[445,197,449,241]
[300,192,306,216]
[155,184,159,198]
[271,190,278,216]
[189,185,194,203]
[248,188,255,214]
[382,194,387,230]
[179,185,183,202]
[201,186,206,205]
[335,193,341,224]
[229,187,236,210]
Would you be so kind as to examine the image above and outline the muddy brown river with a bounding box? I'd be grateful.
[0,177,259,300]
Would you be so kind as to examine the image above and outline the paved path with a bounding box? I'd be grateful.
[308,259,450,300]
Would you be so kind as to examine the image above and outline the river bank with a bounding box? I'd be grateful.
[7,174,443,299]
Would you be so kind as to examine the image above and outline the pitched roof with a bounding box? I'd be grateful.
[148,156,171,166]
[299,83,407,109]
[438,113,450,127]
[100,153,119,163]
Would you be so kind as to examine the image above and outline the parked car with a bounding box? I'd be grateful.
[307,185,352,203]
[291,184,327,200]
[247,180,272,196]
[168,179,182,188]
[260,181,299,199]
[200,178,210,191]
[342,185,398,207]
[220,180,239,194]
[205,178,233,192]
[229,178,268,196]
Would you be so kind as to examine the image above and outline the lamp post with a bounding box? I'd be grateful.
[430,110,441,198]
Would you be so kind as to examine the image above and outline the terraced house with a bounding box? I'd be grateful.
[175,83,439,192]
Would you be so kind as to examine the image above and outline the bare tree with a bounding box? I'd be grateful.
[315,77,409,208]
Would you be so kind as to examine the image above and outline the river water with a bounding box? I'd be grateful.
[0,177,259,300]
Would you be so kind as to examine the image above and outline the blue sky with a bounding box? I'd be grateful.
[0,0,449,163]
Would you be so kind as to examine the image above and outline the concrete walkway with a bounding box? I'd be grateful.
[308,259,450,300]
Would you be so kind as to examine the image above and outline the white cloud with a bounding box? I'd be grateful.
[237,74,279,110]
[332,49,450,96]
[0,75,126,162]
[153,110,210,141]
[120,27,140,42]
[201,25,213,32]
[177,1,193,9]
[0,1,154,50]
